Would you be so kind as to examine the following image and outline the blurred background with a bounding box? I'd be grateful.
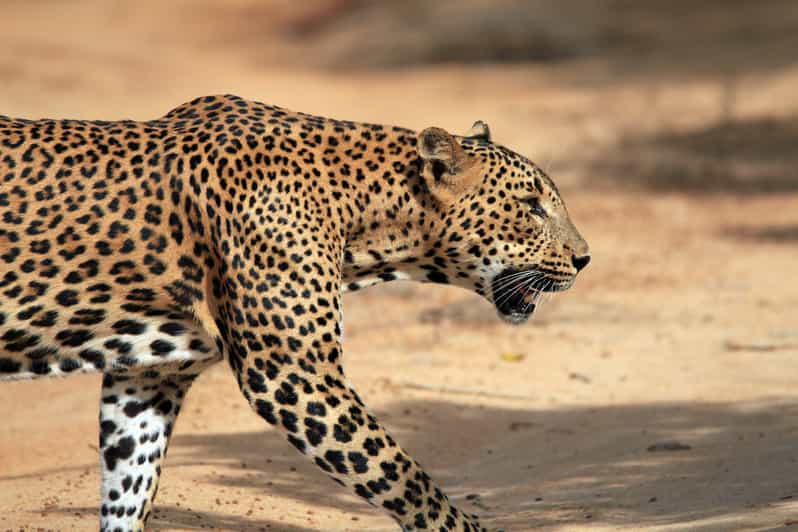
[1,1,797,531]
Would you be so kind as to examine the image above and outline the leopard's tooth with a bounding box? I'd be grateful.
[523,292,534,304]
[522,290,540,305]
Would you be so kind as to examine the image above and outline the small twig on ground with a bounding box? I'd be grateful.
[397,381,535,401]
[724,340,798,352]
[647,440,691,452]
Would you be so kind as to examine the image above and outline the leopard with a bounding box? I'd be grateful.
[0,94,590,531]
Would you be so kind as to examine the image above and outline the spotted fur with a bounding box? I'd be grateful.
[0,95,589,531]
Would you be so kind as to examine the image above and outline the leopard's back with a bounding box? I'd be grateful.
[0,113,216,378]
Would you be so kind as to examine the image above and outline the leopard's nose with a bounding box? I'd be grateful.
[572,254,591,272]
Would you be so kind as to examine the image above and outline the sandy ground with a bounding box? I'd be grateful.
[1,2,798,531]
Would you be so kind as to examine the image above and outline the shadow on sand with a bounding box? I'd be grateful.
[723,224,798,244]
[82,396,798,530]
[592,115,798,195]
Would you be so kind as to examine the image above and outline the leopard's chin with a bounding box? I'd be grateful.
[496,307,533,325]
[490,267,573,325]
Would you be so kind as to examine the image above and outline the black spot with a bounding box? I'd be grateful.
[188,338,212,353]
[112,320,147,335]
[105,338,132,354]
[26,346,57,360]
[254,399,277,424]
[325,395,341,408]
[99,420,116,448]
[159,322,186,336]
[348,451,369,474]
[333,424,353,443]
[275,382,298,405]
[17,305,43,320]
[59,358,81,373]
[103,436,136,471]
[30,310,58,327]
[127,288,156,302]
[287,434,306,453]
[355,483,372,500]
[0,358,22,373]
[30,359,51,375]
[64,271,83,284]
[55,289,79,306]
[367,477,391,496]
[315,457,333,473]
[287,337,302,352]
[1,329,25,342]
[247,368,268,393]
[55,329,94,347]
[124,401,148,418]
[150,340,175,356]
[5,331,40,352]
[79,349,106,369]
[304,418,327,446]
[324,450,348,474]
[380,461,400,481]
[69,308,106,326]
[306,401,326,417]
[279,409,299,433]
[264,360,279,380]
[157,400,173,415]
[426,270,448,284]
[363,437,382,456]
[132,475,143,494]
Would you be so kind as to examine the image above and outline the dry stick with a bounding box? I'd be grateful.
[397,381,535,401]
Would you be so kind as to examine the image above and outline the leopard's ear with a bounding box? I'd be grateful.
[417,127,480,203]
[465,120,490,141]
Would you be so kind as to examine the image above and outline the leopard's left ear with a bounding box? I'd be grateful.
[465,120,490,141]
[417,127,481,203]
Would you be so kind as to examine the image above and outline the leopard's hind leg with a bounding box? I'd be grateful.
[98,356,218,532]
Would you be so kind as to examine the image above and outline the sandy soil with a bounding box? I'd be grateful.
[1,2,797,531]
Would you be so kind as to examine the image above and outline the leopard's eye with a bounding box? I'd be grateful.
[521,197,548,218]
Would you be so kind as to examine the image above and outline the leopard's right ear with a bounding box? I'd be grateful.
[417,127,480,203]
[465,120,490,141]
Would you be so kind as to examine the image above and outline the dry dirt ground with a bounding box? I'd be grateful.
[1,2,797,531]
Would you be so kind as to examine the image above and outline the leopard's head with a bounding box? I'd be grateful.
[417,122,590,324]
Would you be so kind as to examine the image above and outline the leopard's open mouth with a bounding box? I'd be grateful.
[491,268,571,324]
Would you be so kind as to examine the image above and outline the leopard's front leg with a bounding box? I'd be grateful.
[240,359,483,531]
[212,257,486,531]
[229,335,484,531]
